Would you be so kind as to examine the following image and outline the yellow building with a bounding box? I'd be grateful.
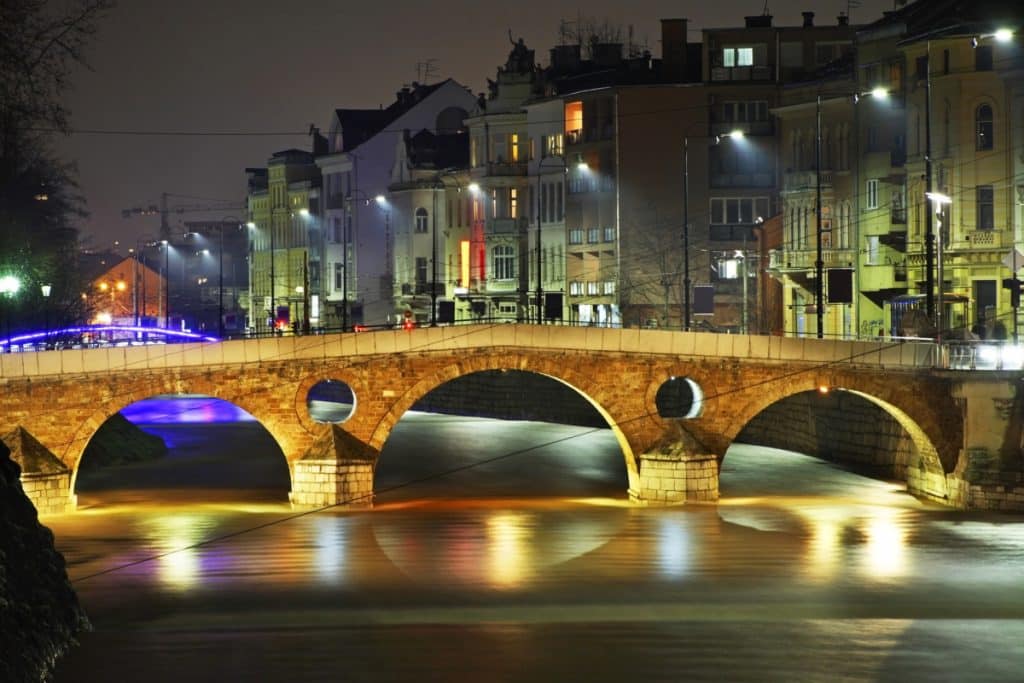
[860,0,1024,339]
[246,148,322,333]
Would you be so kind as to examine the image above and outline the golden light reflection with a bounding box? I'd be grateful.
[805,510,843,582]
[657,518,691,578]
[141,513,215,590]
[486,512,532,588]
[861,509,909,579]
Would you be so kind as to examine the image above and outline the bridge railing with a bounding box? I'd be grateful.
[941,340,1024,371]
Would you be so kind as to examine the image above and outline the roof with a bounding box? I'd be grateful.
[863,0,1023,42]
[334,80,450,152]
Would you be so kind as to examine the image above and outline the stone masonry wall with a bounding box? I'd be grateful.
[737,391,914,481]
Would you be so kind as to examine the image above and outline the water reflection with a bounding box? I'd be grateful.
[121,395,255,424]
[46,418,1024,682]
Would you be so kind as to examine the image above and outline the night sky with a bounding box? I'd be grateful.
[58,0,896,249]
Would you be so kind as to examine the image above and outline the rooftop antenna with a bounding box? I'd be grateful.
[416,59,439,84]
[762,0,770,15]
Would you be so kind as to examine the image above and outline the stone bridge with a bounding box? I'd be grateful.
[1,325,1021,514]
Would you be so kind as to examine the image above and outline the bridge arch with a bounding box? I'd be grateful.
[65,371,312,496]
[711,367,959,502]
[363,352,659,495]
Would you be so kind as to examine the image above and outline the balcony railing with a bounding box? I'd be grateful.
[711,172,775,188]
[768,247,856,270]
[489,217,526,234]
[710,65,772,82]
[486,160,528,176]
[783,170,832,192]
[891,208,907,224]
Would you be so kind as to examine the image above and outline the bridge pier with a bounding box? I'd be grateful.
[2,428,75,515]
[290,426,377,509]
[947,379,1024,511]
[629,446,718,505]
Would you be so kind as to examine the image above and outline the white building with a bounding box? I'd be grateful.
[315,80,476,328]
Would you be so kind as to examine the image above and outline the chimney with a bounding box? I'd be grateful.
[802,11,815,27]
[837,14,849,26]
[744,15,773,28]
[660,18,688,82]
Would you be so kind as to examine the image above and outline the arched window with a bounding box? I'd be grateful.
[976,104,993,150]
[492,244,515,280]
[415,208,429,233]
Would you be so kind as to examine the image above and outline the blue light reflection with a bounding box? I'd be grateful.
[121,395,255,424]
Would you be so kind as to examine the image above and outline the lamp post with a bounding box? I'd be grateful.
[161,240,170,328]
[430,169,461,326]
[536,155,567,324]
[41,283,51,346]
[0,275,20,352]
[927,192,953,343]
[683,129,743,331]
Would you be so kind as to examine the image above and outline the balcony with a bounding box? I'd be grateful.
[891,208,907,225]
[960,230,1002,249]
[710,65,772,82]
[489,217,526,234]
[486,160,528,176]
[768,247,856,271]
[711,172,775,189]
[783,170,832,192]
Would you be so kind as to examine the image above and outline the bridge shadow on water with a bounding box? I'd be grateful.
[75,395,291,508]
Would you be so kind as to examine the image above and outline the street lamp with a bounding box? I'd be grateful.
[431,170,461,326]
[926,191,953,342]
[536,154,568,324]
[0,275,20,351]
[161,240,170,328]
[41,283,51,346]
[683,128,743,331]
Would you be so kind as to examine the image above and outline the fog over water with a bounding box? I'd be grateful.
[48,398,1024,682]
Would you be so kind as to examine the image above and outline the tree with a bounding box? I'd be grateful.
[0,0,114,337]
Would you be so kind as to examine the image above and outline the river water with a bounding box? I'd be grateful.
[48,406,1024,682]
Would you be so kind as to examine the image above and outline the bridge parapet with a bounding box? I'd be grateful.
[0,327,941,381]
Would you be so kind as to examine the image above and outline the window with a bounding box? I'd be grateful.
[716,257,741,280]
[977,185,994,230]
[587,227,600,243]
[866,179,879,209]
[510,188,519,218]
[866,236,880,265]
[603,226,615,242]
[723,47,753,67]
[569,229,584,245]
[415,208,429,233]
[975,45,993,71]
[976,104,994,150]
[493,245,515,280]
[542,134,564,156]
[915,55,928,81]
[510,133,519,162]
[603,281,616,295]
[709,197,769,224]
[722,101,768,123]
[332,218,342,243]
[334,262,343,290]
[587,282,600,295]
[415,257,427,289]
[569,281,583,296]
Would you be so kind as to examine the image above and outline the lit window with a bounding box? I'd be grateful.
[866,179,879,210]
[493,245,515,280]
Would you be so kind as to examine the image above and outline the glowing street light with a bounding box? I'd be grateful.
[1,275,22,351]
